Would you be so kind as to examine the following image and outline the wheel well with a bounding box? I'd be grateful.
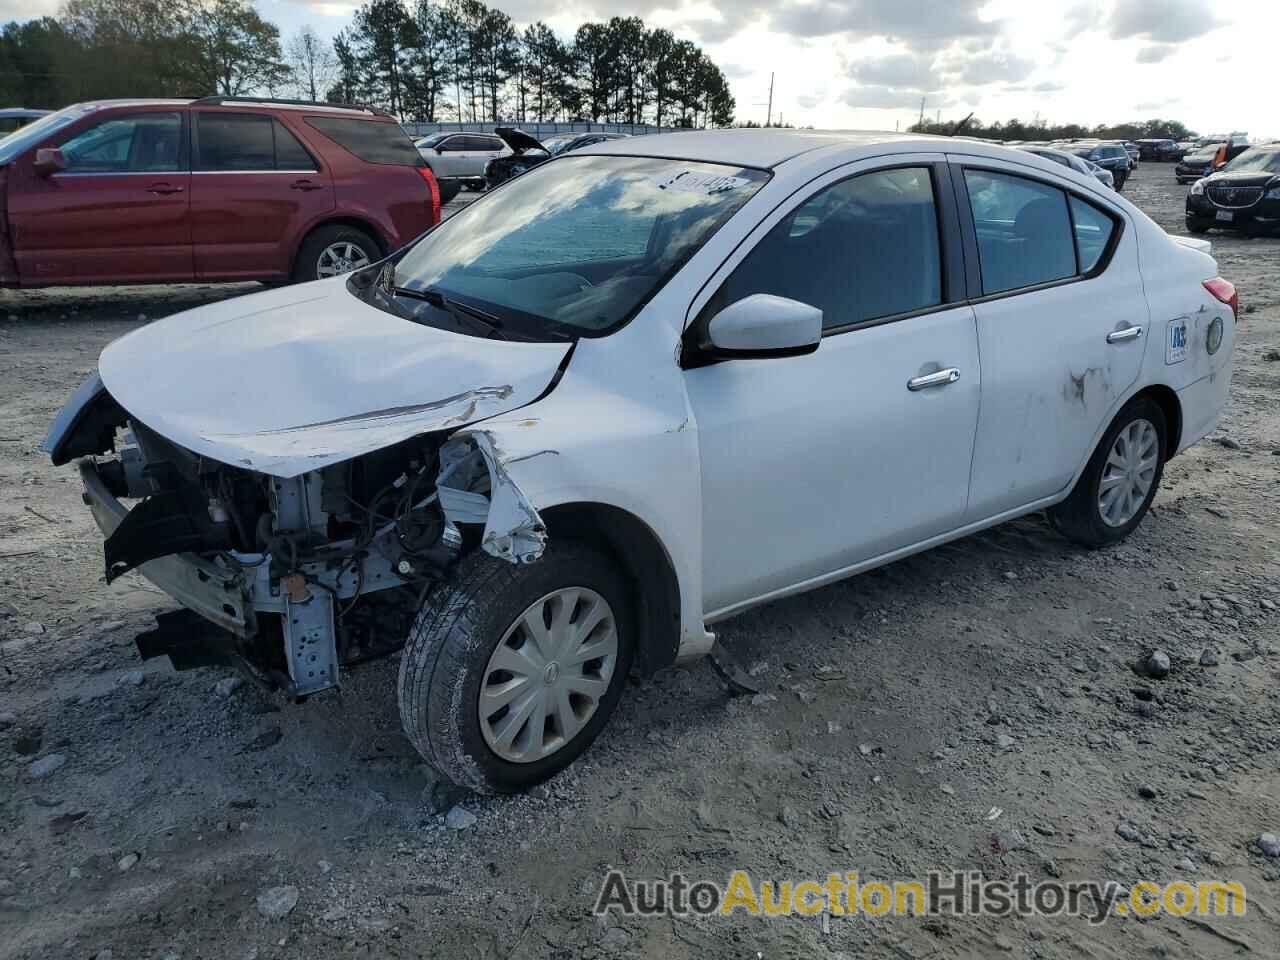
[540,503,681,676]
[294,217,388,268]
[1135,384,1182,459]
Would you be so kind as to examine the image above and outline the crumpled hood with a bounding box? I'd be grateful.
[98,278,571,478]
[494,126,547,155]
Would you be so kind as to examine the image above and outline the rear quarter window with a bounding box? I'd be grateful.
[304,116,422,165]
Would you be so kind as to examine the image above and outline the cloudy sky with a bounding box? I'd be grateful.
[6,0,1276,137]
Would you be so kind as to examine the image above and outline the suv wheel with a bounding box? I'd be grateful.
[1048,396,1167,548]
[293,224,379,283]
[1187,217,1212,235]
[398,541,634,794]
[436,179,461,204]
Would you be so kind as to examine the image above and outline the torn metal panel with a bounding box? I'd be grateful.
[437,431,547,564]
[95,277,571,478]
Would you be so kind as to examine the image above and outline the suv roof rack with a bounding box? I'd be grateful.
[189,96,395,119]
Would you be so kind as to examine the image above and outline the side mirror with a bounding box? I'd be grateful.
[702,293,822,359]
[33,147,66,177]
[434,145,445,154]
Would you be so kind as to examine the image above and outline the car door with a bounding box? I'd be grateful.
[683,158,982,615]
[952,159,1149,521]
[431,135,469,179]
[7,108,191,284]
[189,111,335,280]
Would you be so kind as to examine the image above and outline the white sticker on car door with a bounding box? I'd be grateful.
[1166,317,1188,364]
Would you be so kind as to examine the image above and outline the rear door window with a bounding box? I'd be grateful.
[195,113,319,171]
[306,116,421,165]
[963,170,1077,295]
[707,166,944,331]
[60,112,183,172]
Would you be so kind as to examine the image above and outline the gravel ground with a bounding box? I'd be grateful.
[1,170,1279,959]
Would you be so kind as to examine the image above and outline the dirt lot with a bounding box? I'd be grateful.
[2,173,1279,960]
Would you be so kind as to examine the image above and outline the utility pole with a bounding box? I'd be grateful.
[918,96,925,127]
[766,72,774,127]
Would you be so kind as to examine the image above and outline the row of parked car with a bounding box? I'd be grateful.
[1004,140,1134,191]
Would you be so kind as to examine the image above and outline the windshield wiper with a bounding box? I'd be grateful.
[389,284,510,340]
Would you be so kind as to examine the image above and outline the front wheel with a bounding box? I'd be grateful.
[1186,217,1212,235]
[1048,396,1167,548]
[398,542,634,794]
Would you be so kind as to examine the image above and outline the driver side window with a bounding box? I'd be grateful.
[60,112,183,173]
[705,166,943,332]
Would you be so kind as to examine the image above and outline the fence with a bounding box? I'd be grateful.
[401,120,684,138]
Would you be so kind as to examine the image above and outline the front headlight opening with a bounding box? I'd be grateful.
[1190,179,1206,196]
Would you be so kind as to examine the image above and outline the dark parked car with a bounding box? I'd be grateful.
[1069,143,1131,189]
[0,108,51,135]
[1186,144,1280,235]
[0,97,440,288]
[1176,143,1223,183]
[1136,139,1181,162]
[483,127,629,188]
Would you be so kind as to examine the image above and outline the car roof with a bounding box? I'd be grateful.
[0,108,51,118]
[579,129,989,169]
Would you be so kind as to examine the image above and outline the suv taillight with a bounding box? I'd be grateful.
[1203,277,1238,320]
[417,167,441,224]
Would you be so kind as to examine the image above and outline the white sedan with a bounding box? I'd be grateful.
[45,131,1236,793]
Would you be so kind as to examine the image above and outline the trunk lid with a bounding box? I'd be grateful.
[97,278,572,478]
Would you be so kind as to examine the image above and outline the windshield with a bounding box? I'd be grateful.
[368,155,768,340]
[1224,149,1280,174]
[0,103,95,164]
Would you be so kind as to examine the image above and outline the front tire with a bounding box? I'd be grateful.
[1048,396,1167,548]
[1186,217,1212,235]
[398,542,635,794]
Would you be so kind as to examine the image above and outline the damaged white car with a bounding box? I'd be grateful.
[45,132,1236,793]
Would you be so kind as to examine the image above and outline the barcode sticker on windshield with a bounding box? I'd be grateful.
[652,171,751,195]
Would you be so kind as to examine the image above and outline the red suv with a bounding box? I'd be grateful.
[0,97,440,287]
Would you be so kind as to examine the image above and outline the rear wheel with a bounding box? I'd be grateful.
[398,541,634,794]
[436,179,461,204]
[1048,396,1167,548]
[292,224,379,283]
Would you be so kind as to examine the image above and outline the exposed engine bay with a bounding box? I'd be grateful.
[50,381,547,698]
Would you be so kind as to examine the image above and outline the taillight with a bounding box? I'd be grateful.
[1203,277,1238,320]
[417,167,441,224]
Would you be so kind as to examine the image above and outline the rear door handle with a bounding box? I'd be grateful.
[291,179,324,191]
[146,183,183,195]
[1106,325,1144,343]
[907,367,961,391]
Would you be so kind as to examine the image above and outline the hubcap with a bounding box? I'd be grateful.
[478,587,618,764]
[315,241,371,278]
[1098,418,1158,527]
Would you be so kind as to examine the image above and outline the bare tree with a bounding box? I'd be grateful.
[286,25,336,102]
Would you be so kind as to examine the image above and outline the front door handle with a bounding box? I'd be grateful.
[907,367,961,391]
[1106,325,1144,344]
[291,179,324,191]
[146,182,183,195]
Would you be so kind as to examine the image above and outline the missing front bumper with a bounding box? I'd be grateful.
[80,459,254,637]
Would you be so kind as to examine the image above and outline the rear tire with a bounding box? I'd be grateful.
[436,179,461,204]
[1048,396,1167,548]
[291,224,379,283]
[398,541,635,794]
